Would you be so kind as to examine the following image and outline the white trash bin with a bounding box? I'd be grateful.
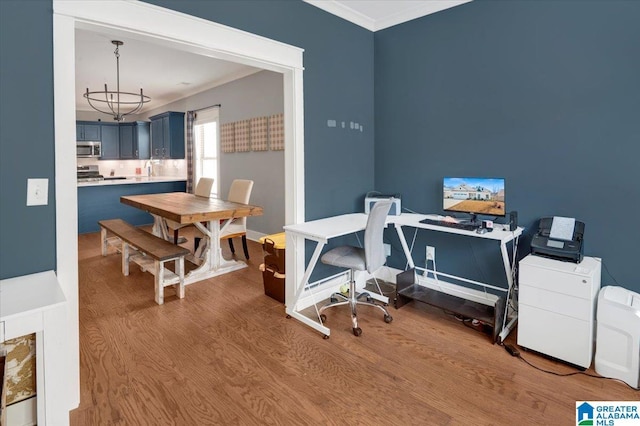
[595,286,640,388]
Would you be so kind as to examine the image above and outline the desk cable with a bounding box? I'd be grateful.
[501,343,640,392]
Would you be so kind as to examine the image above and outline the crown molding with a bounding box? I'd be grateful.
[304,0,472,32]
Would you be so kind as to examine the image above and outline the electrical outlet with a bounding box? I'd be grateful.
[426,246,435,261]
[384,243,391,257]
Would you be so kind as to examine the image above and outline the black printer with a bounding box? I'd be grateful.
[530,217,585,263]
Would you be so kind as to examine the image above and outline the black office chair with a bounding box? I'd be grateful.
[319,200,394,336]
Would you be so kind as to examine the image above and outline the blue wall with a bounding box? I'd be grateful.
[2,0,638,294]
[144,0,376,221]
[374,1,640,291]
[0,0,57,279]
[0,0,375,279]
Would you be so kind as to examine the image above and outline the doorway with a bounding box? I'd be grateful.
[53,0,304,408]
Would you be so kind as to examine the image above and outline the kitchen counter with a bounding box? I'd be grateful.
[77,178,187,233]
[77,176,186,187]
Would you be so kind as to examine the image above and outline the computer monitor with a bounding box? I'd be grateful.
[443,177,506,224]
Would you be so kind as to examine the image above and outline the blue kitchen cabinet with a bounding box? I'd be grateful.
[76,121,101,141]
[150,112,185,159]
[100,123,119,160]
[119,121,150,159]
[77,180,187,233]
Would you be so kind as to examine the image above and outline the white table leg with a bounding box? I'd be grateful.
[151,215,170,241]
[147,214,248,285]
[286,239,331,337]
[394,223,415,269]
[101,227,108,256]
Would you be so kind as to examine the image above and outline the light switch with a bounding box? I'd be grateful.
[27,178,48,206]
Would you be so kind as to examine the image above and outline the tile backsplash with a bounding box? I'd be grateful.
[77,158,186,178]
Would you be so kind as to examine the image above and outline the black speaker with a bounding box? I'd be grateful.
[509,211,518,231]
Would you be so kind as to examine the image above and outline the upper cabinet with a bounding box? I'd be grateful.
[75,120,151,160]
[76,122,101,141]
[149,112,185,159]
[100,123,120,160]
[119,121,150,160]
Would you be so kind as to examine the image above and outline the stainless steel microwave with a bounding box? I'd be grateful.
[77,141,101,158]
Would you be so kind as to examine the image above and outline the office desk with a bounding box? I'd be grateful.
[121,192,263,284]
[391,214,523,342]
[285,213,522,340]
[284,213,388,337]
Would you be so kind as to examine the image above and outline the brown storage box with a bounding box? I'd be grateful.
[260,233,286,303]
[262,268,285,303]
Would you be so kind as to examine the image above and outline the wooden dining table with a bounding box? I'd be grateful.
[121,192,263,284]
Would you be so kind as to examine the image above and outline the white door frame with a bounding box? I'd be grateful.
[53,0,305,410]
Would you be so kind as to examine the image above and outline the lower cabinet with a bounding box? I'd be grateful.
[77,181,187,234]
[517,254,601,368]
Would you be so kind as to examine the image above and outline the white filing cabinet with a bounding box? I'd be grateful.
[518,255,601,368]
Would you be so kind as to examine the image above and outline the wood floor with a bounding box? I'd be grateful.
[72,229,638,425]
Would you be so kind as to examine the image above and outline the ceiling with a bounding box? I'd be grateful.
[304,0,472,31]
[75,28,261,116]
[76,1,471,116]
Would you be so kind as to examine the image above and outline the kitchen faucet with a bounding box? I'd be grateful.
[144,158,160,177]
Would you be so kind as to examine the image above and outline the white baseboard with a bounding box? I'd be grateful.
[246,229,267,242]
[6,397,36,426]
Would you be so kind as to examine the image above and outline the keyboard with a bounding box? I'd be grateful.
[419,218,479,231]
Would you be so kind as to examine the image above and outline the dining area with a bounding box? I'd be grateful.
[99,178,263,304]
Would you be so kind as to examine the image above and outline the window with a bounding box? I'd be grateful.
[193,108,219,196]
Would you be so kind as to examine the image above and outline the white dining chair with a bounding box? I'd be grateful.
[220,179,254,259]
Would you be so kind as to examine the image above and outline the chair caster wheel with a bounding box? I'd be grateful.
[353,327,362,336]
[319,314,327,322]
[384,314,393,323]
[323,334,329,339]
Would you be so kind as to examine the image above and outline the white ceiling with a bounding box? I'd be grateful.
[76,1,471,116]
[75,28,261,115]
[304,0,472,31]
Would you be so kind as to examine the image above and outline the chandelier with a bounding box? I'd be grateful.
[84,40,150,122]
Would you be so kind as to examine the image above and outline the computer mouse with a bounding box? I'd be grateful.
[476,228,488,234]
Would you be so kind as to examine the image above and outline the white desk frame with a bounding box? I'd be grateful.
[284,214,389,337]
[285,213,522,341]
[0,271,69,425]
[392,214,523,342]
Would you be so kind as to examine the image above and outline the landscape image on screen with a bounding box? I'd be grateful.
[443,177,505,216]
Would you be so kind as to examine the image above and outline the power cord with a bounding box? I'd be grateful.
[502,343,640,392]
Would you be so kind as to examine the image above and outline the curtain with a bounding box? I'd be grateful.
[186,111,195,193]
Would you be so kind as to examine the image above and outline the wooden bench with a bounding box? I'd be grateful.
[98,219,191,305]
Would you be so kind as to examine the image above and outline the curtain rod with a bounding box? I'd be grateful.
[191,104,221,113]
